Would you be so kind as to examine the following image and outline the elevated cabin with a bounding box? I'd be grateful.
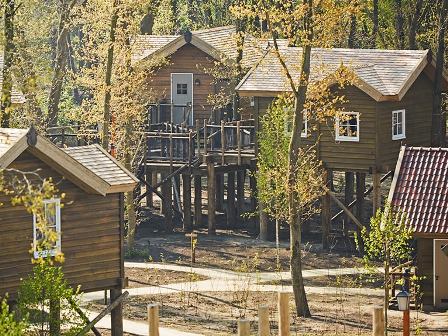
[0,128,137,330]
[388,146,448,311]
[133,26,264,126]
[237,48,448,174]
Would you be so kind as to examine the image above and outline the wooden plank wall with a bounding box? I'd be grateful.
[377,73,433,172]
[0,151,122,298]
[417,238,434,307]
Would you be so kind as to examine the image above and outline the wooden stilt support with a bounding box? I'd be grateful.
[226,171,236,228]
[182,174,192,232]
[321,169,332,250]
[207,161,216,235]
[372,171,381,215]
[236,170,245,221]
[216,173,224,212]
[161,173,173,231]
[152,173,158,209]
[194,175,202,227]
[146,169,153,208]
[344,172,354,236]
[110,288,124,336]
[355,172,366,245]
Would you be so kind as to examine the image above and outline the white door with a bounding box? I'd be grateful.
[171,73,193,125]
[434,239,448,309]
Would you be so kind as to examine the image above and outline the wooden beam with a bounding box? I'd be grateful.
[236,170,245,220]
[216,173,224,212]
[161,173,173,231]
[324,186,363,229]
[372,171,381,215]
[69,299,101,336]
[194,175,202,227]
[207,161,216,235]
[344,172,354,235]
[321,169,332,250]
[226,172,236,228]
[77,291,129,336]
[182,174,192,232]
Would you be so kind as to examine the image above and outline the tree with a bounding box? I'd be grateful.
[359,206,414,335]
[0,297,27,336]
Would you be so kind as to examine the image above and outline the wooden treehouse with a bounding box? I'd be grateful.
[236,47,448,247]
[135,119,257,234]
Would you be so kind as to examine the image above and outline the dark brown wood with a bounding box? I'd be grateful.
[216,173,224,212]
[160,173,173,231]
[372,171,381,215]
[194,175,202,227]
[110,288,123,336]
[236,170,245,220]
[146,169,153,208]
[344,172,354,235]
[207,161,216,235]
[355,172,366,251]
[321,169,331,250]
[69,298,102,336]
[226,172,236,228]
[182,174,192,232]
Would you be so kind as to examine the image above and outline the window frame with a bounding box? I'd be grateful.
[392,109,406,140]
[176,83,188,95]
[33,198,61,259]
[335,111,360,142]
[284,110,308,138]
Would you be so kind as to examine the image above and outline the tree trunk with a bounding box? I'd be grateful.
[348,12,356,48]
[47,0,76,127]
[371,0,378,48]
[102,0,119,150]
[408,0,423,49]
[431,0,447,147]
[394,0,405,49]
[0,0,15,128]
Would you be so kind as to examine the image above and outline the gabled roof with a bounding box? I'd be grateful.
[236,47,447,102]
[388,146,448,236]
[132,26,265,68]
[0,128,137,195]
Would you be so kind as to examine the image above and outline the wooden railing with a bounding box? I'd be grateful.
[146,130,197,164]
[46,125,100,147]
[148,103,192,126]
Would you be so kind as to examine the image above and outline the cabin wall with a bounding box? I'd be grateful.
[377,73,433,172]
[416,238,434,307]
[147,44,254,123]
[254,85,378,172]
[0,150,122,298]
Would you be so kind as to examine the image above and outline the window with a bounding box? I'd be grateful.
[285,110,308,138]
[392,109,406,140]
[335,111,360,142]
[33,199,61,259]
[176,83,188,95]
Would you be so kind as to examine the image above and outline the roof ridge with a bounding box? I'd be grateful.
[192,25,235,34]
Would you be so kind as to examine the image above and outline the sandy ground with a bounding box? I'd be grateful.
[125,267,208,288]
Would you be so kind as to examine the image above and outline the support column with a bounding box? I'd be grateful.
[207,162,216,235]
[216,173,224,212]
[226,172,236,228]
[110,288,123,336]
[236,170,245,220]
[344,172,354,236]
[161,173,173,231]
[146,169,153,208]
[182,174,192,232]
[194,175,202,227]
[372,171,381,215]
[356,172,366,252]
[321,169,332,250]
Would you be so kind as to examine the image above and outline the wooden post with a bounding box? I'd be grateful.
[227,171,236,228]
[152,173,158,209]
[236,170,245,220]
[372,306,384,336]
[203,120,208,156]
[110,288,123,336]
[237,120,242,165]
[196,119,201,157]
[207,161,216,235]
[221,120,225,165]
[182,174,192,232]
[278,292,290,336]
[372,171,381,215]
[146,169,153,208]
[161,173,173,231]
[238,320,250,336]
[216,173,224,212]
[147,304,160,336]
[355,172,366,250]
[344,172,354,236]
[321,169,332,250]
[258,305,270,336]
[194,175,202,227]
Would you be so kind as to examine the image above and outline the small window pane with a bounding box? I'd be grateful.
[177,83,188,95]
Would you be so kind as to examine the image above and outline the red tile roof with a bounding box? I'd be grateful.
[389,146,448,235]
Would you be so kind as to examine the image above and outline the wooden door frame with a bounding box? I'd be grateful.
[170,72,194,125]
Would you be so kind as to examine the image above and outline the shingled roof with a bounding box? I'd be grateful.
[132,26,265,68]
[388,146,448,236]
[236,47,446,102]
[0,128,137,195]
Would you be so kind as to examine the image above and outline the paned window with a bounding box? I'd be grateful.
[33,199,61,259]
[335,112,360,142]
[392,109,406,140]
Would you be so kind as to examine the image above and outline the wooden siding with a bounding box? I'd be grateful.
[0,150,122,298]
[416,238,434,307]
[377,73,433,172]
[147,43,254,123]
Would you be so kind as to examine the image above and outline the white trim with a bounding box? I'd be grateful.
[392,109,406,140]
[170,73,194,125]
[33,198,61,259]
[284,110,308,138]
[335,111,360,142]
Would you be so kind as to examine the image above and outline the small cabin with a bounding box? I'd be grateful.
[236,48,448,174]
[388,146,448,311]
[0,128,137,329]
[133,26,263,125]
